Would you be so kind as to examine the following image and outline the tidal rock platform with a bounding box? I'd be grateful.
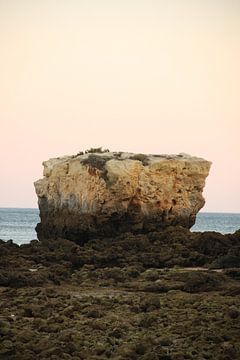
[1,228,240,359]
[34,151,211,242]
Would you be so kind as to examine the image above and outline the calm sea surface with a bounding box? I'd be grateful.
[0,208,39,245]
[0,208,240,245]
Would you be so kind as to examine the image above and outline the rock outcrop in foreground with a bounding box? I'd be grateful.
[1,228,240,359]
[34,151,211,242]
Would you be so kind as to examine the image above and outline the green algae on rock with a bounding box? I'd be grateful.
[0,227,240,360]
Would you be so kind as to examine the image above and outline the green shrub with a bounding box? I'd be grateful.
[85,147,110,154]
[81,155,108,171]
[130,154,149,166]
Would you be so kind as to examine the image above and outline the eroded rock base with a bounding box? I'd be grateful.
[36,210,196,243]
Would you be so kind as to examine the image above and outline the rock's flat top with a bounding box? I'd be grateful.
[34,151,211,242]
[40,151,208,175]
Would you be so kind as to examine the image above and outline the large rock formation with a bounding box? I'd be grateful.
[34,151,211,243]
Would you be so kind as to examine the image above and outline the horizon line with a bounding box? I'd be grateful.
[0,207,240,214]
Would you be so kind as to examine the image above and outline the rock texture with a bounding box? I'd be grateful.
[1,228,240,359]
[34,151,211,242]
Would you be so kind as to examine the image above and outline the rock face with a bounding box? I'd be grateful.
[34,151,211,243]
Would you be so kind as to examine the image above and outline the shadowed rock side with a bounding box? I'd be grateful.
[34,152,211,243]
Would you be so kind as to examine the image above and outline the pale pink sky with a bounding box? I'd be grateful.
[0,0,240,211]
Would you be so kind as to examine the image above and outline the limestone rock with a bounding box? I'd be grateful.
[34,151,211,243]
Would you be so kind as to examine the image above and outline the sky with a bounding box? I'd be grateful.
[0,0,240,212]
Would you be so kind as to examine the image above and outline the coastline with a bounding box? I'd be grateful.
[1,209,240,245]
[0,226,240,359]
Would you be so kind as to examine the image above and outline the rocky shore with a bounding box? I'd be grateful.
[1,227,240,360]
[1,151,239,359]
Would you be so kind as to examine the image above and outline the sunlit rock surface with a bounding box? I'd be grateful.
[34,151,211,242]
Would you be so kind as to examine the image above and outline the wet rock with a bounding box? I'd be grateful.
[0,225,240,359]
[135,342,148,355]
[139,296,161,312]
[158,337,173,346]
[0,340,15,355]
[0,320,12,337]
[227,308,240,319]
[181,271,224,293]
[212,255,240,268]
[224,268,240,279]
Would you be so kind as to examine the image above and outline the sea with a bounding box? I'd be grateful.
[0,208,240,245]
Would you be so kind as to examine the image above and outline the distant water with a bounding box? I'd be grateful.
[0,208,39,245]
[191,212,240,234]
[0,208,239,245]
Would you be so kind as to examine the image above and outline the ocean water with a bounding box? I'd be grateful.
[0,208,39,245]
[191,212,240,234]
[0,208,240,245]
